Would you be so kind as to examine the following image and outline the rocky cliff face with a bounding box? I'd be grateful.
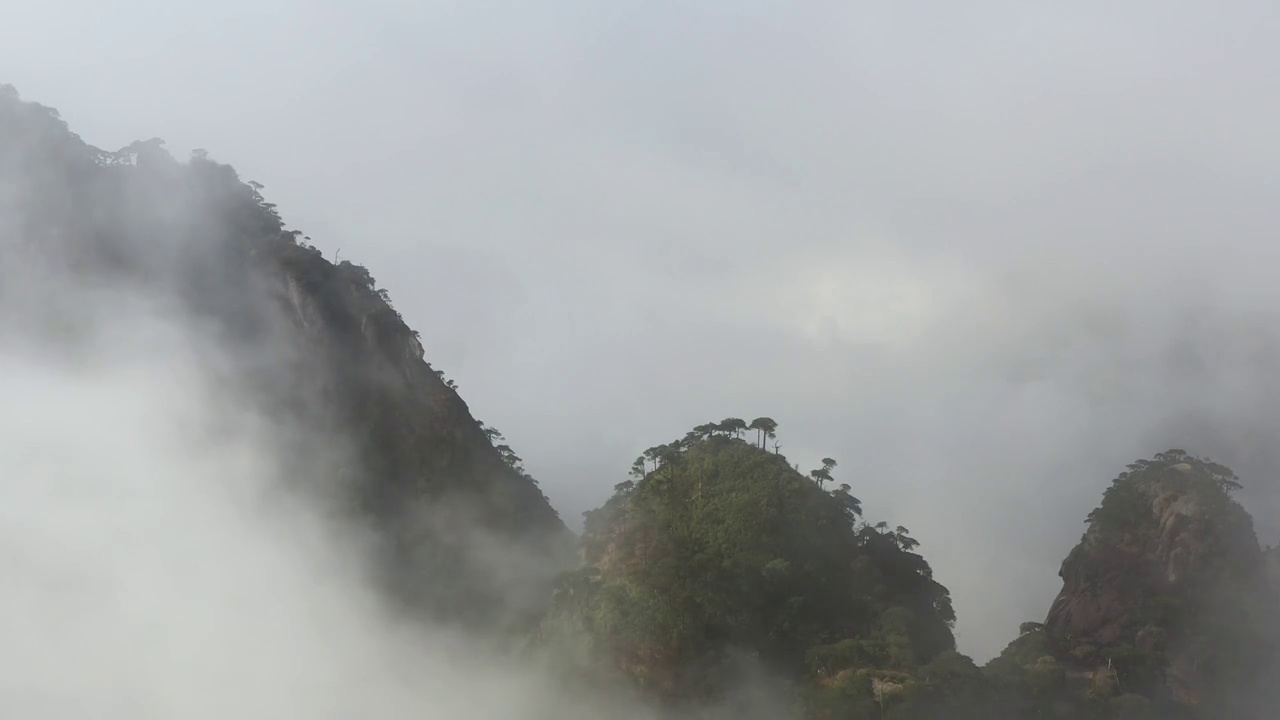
[0,84,571,628]
[255,241,574,626]
[1046,455,1258,643]
[1025,451,1280,714]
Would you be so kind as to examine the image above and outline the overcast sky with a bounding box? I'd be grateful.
[7,1,1280,661]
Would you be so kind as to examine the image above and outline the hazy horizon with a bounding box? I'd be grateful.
[8,0,1280,662]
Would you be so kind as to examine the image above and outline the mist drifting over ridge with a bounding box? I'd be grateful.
[8,3,1280,665]
[0,87,658,720]
[5,1,1280,716]
[0,299,632,719]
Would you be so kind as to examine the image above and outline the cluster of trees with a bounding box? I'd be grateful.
[631,416,780,477]
[434,368,458,390]
[480,422,539,486]
[1128,449,1241,493]
[628,419,871,532]
[543,419,958,715]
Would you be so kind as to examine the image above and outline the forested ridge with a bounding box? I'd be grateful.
[0,83,571,629]
[540,429,1280,719]
[5,84,1280,718]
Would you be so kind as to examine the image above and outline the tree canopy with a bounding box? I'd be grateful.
[546,420,956,709]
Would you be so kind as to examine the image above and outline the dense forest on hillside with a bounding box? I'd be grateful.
[0,84,571,629]
[538,435,1280,719]
[5,85,1280,718]
[540,420,955,710]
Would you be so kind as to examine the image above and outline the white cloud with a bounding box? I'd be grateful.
[753,244,984,348]
[8,0,1280,665]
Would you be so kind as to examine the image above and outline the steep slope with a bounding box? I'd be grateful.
[989,450,1280,718]
[540,420,960,716]
[16,84,1280,719]
[0,85,571,626]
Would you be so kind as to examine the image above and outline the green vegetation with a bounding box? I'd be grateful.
[9,84,1280,719]
[0,84,568,629]
[542,420,959,715]
[541,442,1280,718]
